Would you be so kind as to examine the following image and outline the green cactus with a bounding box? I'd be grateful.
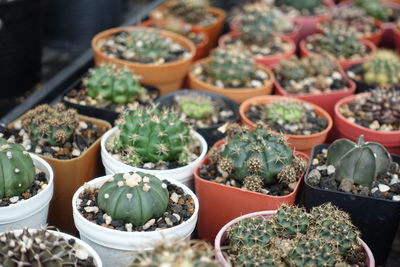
[276,0,323,11]
[208,45,256,87]
[98,171,169,227]
[168,0,209,25]
[0,137,35,198]
[355,0,391,22]
[113,108,193,166]
[327,135,391,188]
[85,64,144,105]
[234,246,282,267]
[21,103,78,146]
[362,49,400,87]
[176,93,215,119]
[274,204,309,236]
[265,101,305,123]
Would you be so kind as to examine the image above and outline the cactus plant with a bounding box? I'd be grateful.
[85,64,144,105]
[175,93,215,119]
[327,135,391,188]
[97,171,169,227]
[168,0,209,25]
[275,0,323,11]
[355,0,391,22]
[362,49,400,86]
[265,101,305,123]
[21,103,79,146]
[274,204,309,236]
[0,137,35,198]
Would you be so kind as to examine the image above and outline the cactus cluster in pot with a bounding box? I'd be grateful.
[355,0,392,22]
[167,0,210,25]
[175,93,215,120]
[274,0,328,16]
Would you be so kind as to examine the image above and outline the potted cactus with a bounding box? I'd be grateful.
[220,2,296,67]
[156,89,239,147]
[72,171,199,266]
[91,26,196,95]
[194,122,309,243]
[300,31,377,70]
[215,204,375,266]
[4,103,111,233]
[62,64,160,124]
[274,55,356,116]
[303,135,400,265]
[0,137,54,232]
[0,228,102,266]
[188,45,275,103]
[100,107,207,188]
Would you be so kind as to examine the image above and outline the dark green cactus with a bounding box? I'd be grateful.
[355,0,390,22]
[113,108,193,166]
[0,137,35,198]
[86,64,143,104]
[98,171,169,227]
[276,0,323,10]
[362,49,400,86]
[176,93,215,119]
[168,0,209,25]
[327,135,391,188]
[274,204,309,236]
[234,246,282,267]
[265,101,305,123]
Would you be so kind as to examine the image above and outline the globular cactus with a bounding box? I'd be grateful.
[362,49,400,87]
[234,246,282,267]
[22,103,78,146]
[0,137,35,198]
[168,0,209,25]
[98,171,169,227]
[208,45,255,87]
[85,64,143,104]
[176,93,215,119]
[0,228,93,266]
[355,0,390,22]
[276,0,323,10]
[273,204,309,236]
[327,135,391,188]
[265,101,305,123]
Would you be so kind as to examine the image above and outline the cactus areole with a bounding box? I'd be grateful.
[327,135,391,188]
[0,137,35,198]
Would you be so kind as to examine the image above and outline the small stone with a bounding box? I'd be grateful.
[13,120,22,130]
[338,178,354,193]
[255,69,268,80]
[79,121,88,129]
[390,174,399,185]
[172,213,181,222]
[312,158,319,165]
[170,192,179,203]
[103,214,112,225]
[75,248,89,260]
[369,120,380,130]
[216,80,224,88]
[9,196,19,203]
[327,165,335,175]
[142,219,155,230]
[392,195,400,201]
[165,217,173,226]
[288,182,297,190]
[378,184,390,193]
[84,206,99,213]
[359,187,370,196]
[251,80,263,88]
[316,165,327,171]
[371,187,379,194]
[125,223,133,232]
[35,147,42,154]
[307,169,321,186]
[72,148,81,157]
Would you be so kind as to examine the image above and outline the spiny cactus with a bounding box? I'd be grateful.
[275,0,323,11]
[22,103,78,146]
[0,228,94,266]
[0,137,35,198]
[85,64,143,105]
[168,0,209,25]
[265,101,305,123]
[355,0,391,22]
[362,49,400,86]
[130,239,220,267]
[327,135,391,188]
[176,93,215,119]
[98,171,169,227]
[113,108,194,166]
[274,204,309,236]
[234,246,282,267]
[208,45,256,87]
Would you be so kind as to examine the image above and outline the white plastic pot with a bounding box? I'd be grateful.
[72,174,199,266]
[0,153,54,233]
[4,229,102,266]
[100,127,208,189]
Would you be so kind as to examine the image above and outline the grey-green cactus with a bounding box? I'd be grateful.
[265,101,305,123]
[362,49,400,87]
[176,93,215,119]
[168,0,209,25]
[274,204,309,236]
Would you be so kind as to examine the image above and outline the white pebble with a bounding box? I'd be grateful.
[251,80,263,88]
[142,219,155,230]
[165,217,173,226]
[84,206,99,213]
[75,248,89,260]
[327,165,335,175]
[371,187,378,194]
[125,223,133,232]
[390,174,399,185]
[161,183,167,189]
[378,184,390,193]
[392,195,400,201]
[72,148,81,157]
[170,192,179,203]
[35,147,42,154]
[13,120,22,130]
[79,121,88,129]
[104,215,112,225]
[172,213,181,222]
[9,196,19,203]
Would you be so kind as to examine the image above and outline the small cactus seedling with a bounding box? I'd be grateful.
[85,64,144,104]
[327,135,391,188]
[21,103,79,146]
[265,101,305,123]
[362,49,400,86]
[0,137,35,198]
[98,171,169,227]
[175,93,215,119]
[168,0,209,25]
[276,0,323,10]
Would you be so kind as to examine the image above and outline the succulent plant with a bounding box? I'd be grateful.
[265,101,305,123]
[0,228,94,266]
[362,49,400,86]
[0,137,35,198]
[176,94,215,119]
[85,64,143,105]
[327,135,391,188]
[113,108,194,166]
[275,0,322,11]
[168,0,209,25]
[130,239,219,267]
[97,171,169,227]
[21,103,79,146]
[274,204,309,236]
[355,0,391,22]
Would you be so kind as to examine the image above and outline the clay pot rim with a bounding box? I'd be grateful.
[91,26,196,69]
[239,95,333,139]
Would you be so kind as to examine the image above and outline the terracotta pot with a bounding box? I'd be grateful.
[194,140,308,243]
[239,95,333,155]
[139,19,209,61]
[91,26,196,95]
[334,93,400,154]
[214,210,375,267]
[188,58,275,104]
[218,32,296,67]
[394,25,400,53]
[8,115,112,234]
[299,34,377,70]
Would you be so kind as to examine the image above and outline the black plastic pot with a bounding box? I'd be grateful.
[0,0,42,98]
[156,89,240,147]
[302,144,400,266]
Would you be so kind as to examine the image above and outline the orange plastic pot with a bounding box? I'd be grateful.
[91,26,196,96]
[9,115,112,234]
[239,95,333,155]
[299,34,377,70]
[194,140,309,243]
[139,19,209,61]
[188,58,275,104]
[334,93,400,154]
[218,32,296,67]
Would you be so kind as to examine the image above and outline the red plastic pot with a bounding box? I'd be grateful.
[214,210,376,267]
[299,34,377,70]
[334,93,400,154]
[194,140,308,243]
[218,32,296,67]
